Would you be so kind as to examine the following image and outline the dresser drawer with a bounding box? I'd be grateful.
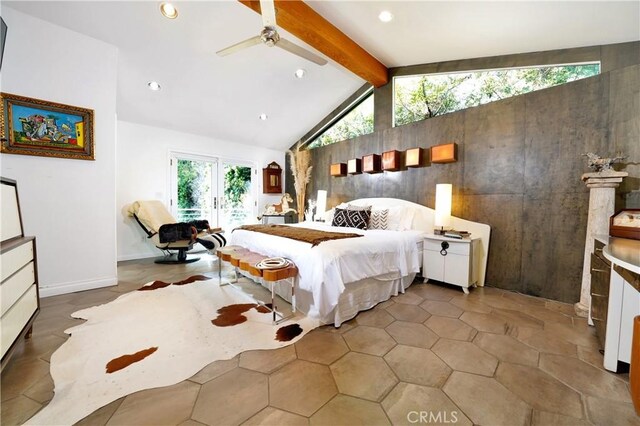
[591,293,609,322]
[1,241,34,282]
[424,239,470,256]
[590,253,611,297]
[593,317,607,349]
[1,262,35,316]
[0,284,38,359]
[594,239,607,259]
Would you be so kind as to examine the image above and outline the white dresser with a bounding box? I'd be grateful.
[423,234,480,294]
[1,177,40,371]
[601,237,640,372]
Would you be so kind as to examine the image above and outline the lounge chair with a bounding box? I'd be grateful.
[127,200,226,264]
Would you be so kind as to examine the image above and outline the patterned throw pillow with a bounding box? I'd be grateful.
[332,207,371,230]
[369,209,389,230]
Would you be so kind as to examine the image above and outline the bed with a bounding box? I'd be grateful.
[230,198,490,326]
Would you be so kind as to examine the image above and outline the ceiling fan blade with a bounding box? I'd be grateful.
[260,0,277,29]
[276,38,328,66]
[216,35,262,57]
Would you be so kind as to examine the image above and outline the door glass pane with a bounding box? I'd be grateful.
[221,164,253,232]
[176,159,214,223]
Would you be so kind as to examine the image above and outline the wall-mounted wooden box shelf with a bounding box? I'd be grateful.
[362,154,381,173]
[405,148,424,167]
[330,163,347,177]
[431,143,458,163]
[347,158,362,174]
[382,150,401,171]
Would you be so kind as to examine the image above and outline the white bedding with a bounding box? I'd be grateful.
[230,222,422,319]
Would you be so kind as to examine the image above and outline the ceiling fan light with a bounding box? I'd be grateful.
[294,69,306,79]
[378,10,393,23]
[259,113,268,121]
[160,2,178,19]
[147,81,161,91]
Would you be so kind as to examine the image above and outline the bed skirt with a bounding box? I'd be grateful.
[238,270,417,327]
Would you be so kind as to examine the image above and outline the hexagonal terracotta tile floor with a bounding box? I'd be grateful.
[343,325,396,355]
[192,368,268,425]
[330,352,398,401]
[385,320,438,348]
[295,331,349,365]
[420,300,464,318]
[383,382,472,426]
[385,303,431,323]
[269,360,337,416]
[432,339,498,376]
[424,315,478,341]
[239,346,297,374]
[384,345,452,387]
[310,394,390,425]
[5,259,631,426]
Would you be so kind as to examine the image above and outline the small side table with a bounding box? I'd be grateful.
[423,234,480,294]
[262,213,296,225]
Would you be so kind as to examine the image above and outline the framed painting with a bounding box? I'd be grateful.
[0,93,94,160]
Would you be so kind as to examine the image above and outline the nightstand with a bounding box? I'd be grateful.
[261,212,296,224]
[423,234,480,294]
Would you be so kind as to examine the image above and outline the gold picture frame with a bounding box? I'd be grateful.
[1,92,94,160]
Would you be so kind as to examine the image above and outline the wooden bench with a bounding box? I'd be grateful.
[216,245,298,324]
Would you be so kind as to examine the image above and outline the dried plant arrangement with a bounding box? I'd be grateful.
[288,143,313,222]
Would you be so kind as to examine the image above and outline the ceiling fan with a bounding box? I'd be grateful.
[216,0,327,66]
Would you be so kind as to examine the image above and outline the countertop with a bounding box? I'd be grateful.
[602,237,640,274]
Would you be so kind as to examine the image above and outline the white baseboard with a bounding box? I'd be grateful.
[117,252,157,262]
[117,247,212,262]
[40,276,118,298]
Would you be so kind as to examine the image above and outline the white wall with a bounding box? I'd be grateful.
[0,7,119,296]
[116,120,286,261]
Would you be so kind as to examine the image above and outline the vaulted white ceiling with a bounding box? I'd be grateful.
[5,1,639,151]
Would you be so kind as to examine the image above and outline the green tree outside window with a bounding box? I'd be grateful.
[308,94,374,149]
[394,64,600,127]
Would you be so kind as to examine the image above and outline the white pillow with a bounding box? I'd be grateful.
[322,208,336,223]
[387,206,414,231]
[347,204,372,211]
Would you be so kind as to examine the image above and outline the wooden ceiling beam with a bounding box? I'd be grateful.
[238,0,388,87]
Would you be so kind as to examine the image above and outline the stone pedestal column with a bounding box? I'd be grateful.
[575,170,628,317]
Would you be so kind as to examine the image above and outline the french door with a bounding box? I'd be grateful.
[170,152,256,233]
[170,153,219,226]
[219,160,256,233]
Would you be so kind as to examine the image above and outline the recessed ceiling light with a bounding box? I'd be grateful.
[160,2,178,19]
[259,113,268,121]
[147,81,161,91]
[294,69,306,79]
[378,10,393,23]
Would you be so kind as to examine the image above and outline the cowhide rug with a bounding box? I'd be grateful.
[26,275,319,426]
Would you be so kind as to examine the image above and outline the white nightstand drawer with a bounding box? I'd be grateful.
[1,241,34,282]
[424,239,470,256]
[1,262,35,316]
